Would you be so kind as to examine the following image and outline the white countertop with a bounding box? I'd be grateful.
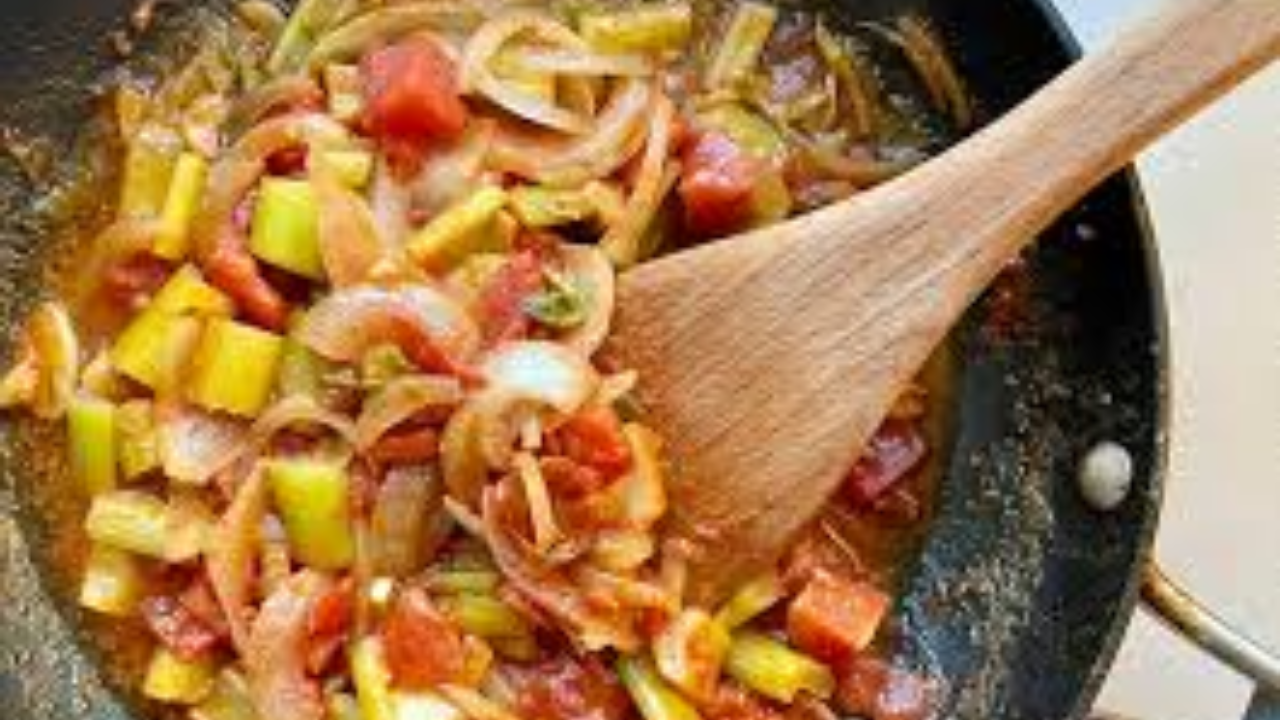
[1051,2,1280,718]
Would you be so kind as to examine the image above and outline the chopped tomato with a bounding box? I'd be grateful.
[379,587,466,689]
[367,425,440,465]
[679,131,762,237]
[844,421,927,509]
[554,407,632,480]
[787,571,890,664]
[539,456,608,499]
[836,656,935,720]
[361,38,468,174]
[141,594,225,660]
[102,253,173,310]
[477,250,544,345]
[382,310,481,383]
[307,578,354,675]
[506,655,632,720]
[203,235,290,331]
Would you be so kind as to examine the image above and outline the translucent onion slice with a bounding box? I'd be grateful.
[207,467,267,652]
[479,341,598,414]
[441,398,490,508]
[501,46,655,77]
[555,245,615,357]
[244,570,331,720]
[461,14,592,133]
[488,79,652,187]
[252,394,358,448]
[369,465,449,577]
[0,302,80,420]
[355,375,464,451]
[306,2,488,68]
[156,405,251,485]
[311,157,385,287]
[514,452,563,555]
[601,93,676,267]
[297,285,480,368]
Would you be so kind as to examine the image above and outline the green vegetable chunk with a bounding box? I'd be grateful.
[250,178,324,280]
[79,543,143,617]
[408,187,511,272]
[111,310,203,396]
[523,269,588,330]
[705,2,777,90]
[351,637,395,720]
[617,656,703,720]
[154,152,209,260]
[119,127,179,219]
[714,571,784,630]
[69,397,117,496]
[580,4,693,54]
[509,186,597,228]
[268,459,354,570]
[143,648,216,704]
[151,265,234,317]
[440,594,530,640]
[187,319,284,417]
[724,631,834,703]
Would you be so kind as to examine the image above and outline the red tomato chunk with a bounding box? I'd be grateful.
[837,656,935,720]
[380,587,466,689]
[678,131,762,237]
[844,420,927,508]
[555,407,632,480]
[788,571,890,664]
[361,38,469,173]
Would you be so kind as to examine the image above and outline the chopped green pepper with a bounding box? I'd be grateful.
[705,2,777,90]
[580,4,693,54]
[79,543,143,617]
[509,185,598,228]
[69,397,117,496]
[407,186,511,272]
[714,571,784,630]
[617,656,702,720]
[724,631,834,703]
[143,648,216,705]
[151,265,234,317]
[187,319,284,417]
[439,594,531,640]
[154,152,209,261]
[115,400,160,481]
[268,459,354,570]
[427,568,501,595]
[523,269,588,330]
[250,178,324,280]
[268,0,348,74]
[110,309,203,396]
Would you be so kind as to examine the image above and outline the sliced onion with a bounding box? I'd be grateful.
[297,285,480,367]
[555,245,615,357]
[488,78,652,187]
[514,452,563,555]
[252,394,358,447]
[479,341,598,414]
[406,119,496,220]
[206,467,267,652]
[370,465,448,578]
[355,375,464,451]
[74,218,162,311]
[306,2,488,68]
[370,159,413,253]
[0,303,80,420]
[585,423,667,530]
[439,685,524,720]
[461,14,591,133]
[157,405,252,485]
[601,93,676,267]
[482,485,640,652]
[441,398,490,508]
[245,570,331,720]
[312,158,386,287]
[504,46,655,77]
[227,75,321,134]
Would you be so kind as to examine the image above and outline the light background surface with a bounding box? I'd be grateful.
[1048,2,1280,718]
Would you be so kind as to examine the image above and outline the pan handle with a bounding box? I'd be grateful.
[1140,561,1280,692]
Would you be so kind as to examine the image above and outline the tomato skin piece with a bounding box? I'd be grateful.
[787,571,890,664]
[679,131,761,237]
[367,425,441,466]
[141,593,226,661]
[204,239,290,331]
[843,420,927,508]
[361,38,468,173]
[379,587,467,689]
[836,656,935,720]
[555,407,632,480]
[477,250,545,345]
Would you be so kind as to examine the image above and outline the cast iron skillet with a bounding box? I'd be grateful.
[0,1,1168,718]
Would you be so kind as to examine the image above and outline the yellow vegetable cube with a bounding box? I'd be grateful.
[187,319,284,417]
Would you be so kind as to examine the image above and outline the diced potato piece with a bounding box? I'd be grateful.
[250,178,324,280]
[79,543,143,617]
[154,152,209,260]
[580,4,693,54]
[407,187,510,273]
[143,648,216,704]
[268,459,354,570]
[68,397,117,496]
[150,265,234,317]
[110,310,203,395]
[187,319,284,417]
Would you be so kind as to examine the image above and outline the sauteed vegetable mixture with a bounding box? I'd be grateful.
[1,1,969,719]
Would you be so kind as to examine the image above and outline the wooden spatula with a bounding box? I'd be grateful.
[605,0,1280,603]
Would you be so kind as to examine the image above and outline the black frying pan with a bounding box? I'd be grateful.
[0,1,1263,719]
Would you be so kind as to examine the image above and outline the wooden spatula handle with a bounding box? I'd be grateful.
[615,0,1280,601]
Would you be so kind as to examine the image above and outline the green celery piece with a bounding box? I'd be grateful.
[84,490,169,559]
[69,397,117,496]
[714,571,784,630]
[440,594,530,639]
[154,152,209,260]
[143,648,216,705]
[351,637,395,720]
[268,0,347,75]
[580,3,692,54]
[617,657,702,720]
[509,186,597,228]
[724,631,834,703]
[151,265,234,317]
[111,309,204,396]
[119,126,180,219]
[407,187,511,272]
[268,460,354,570]
[115,400,160,481]
[523,269,587,330]
[79,543,143,617]
[705,2,777,90]
[427,568,500,595]
[250,178,324,280]
[187,319,284,417]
